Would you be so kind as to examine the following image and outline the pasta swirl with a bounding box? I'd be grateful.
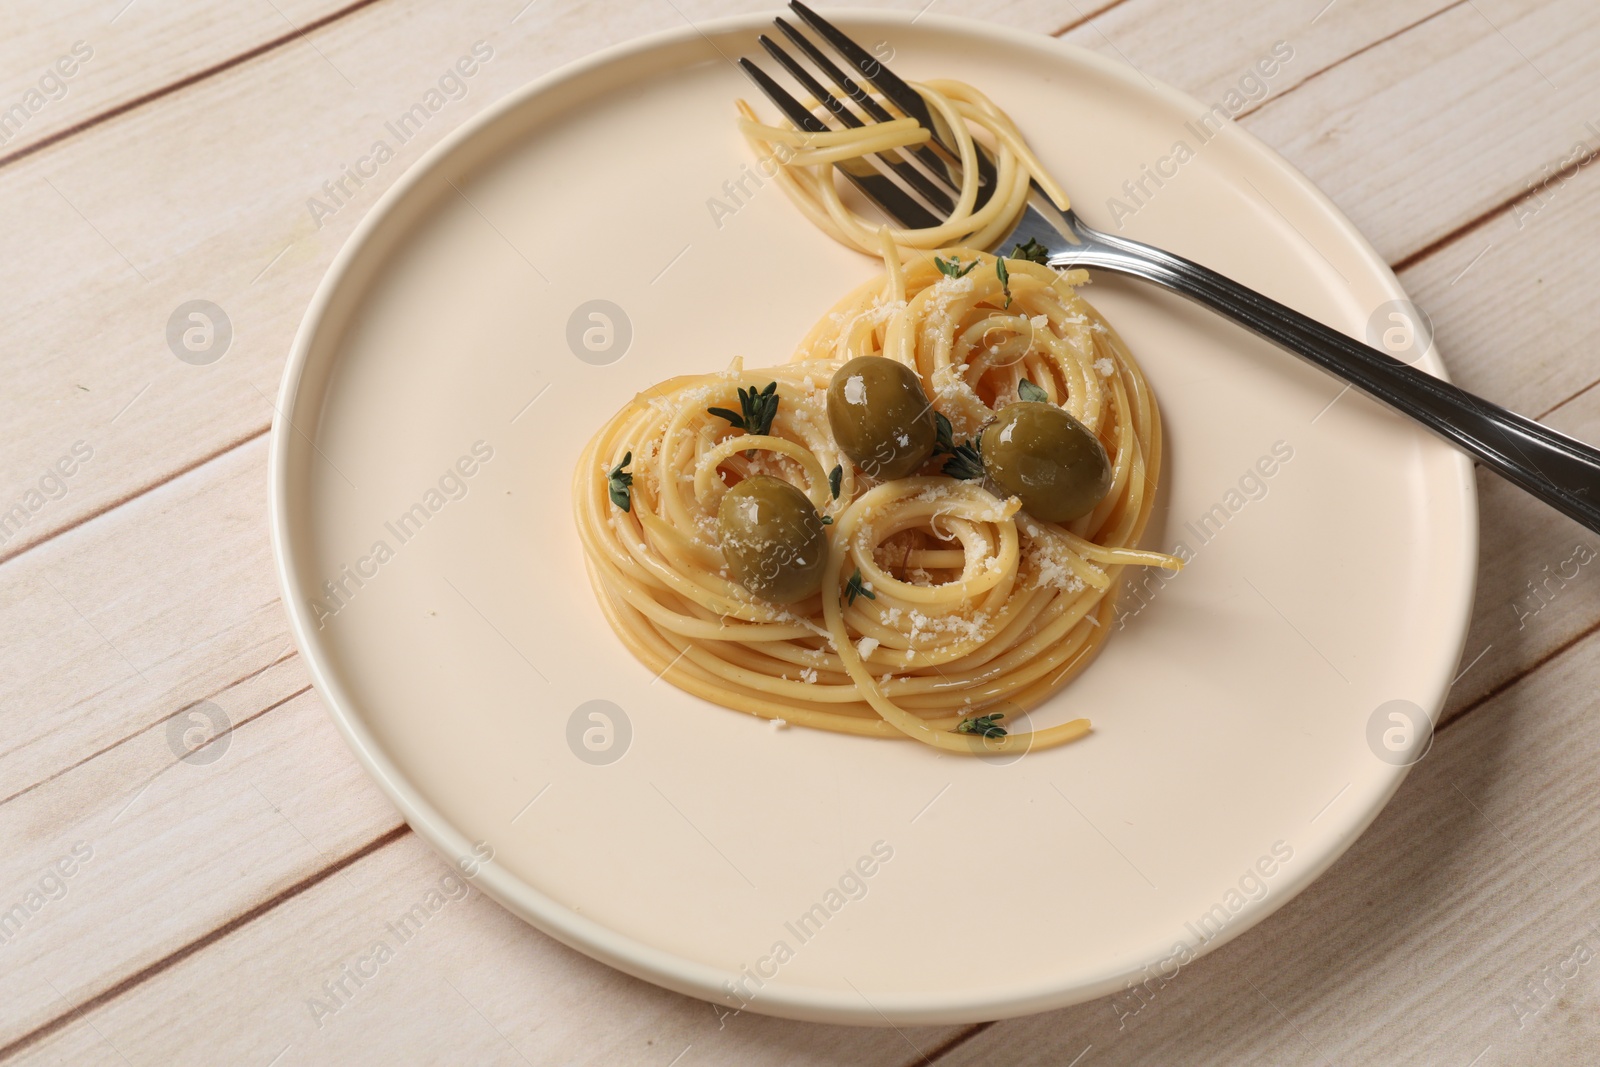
[571,81,1177,754]
[736,78,1070,259]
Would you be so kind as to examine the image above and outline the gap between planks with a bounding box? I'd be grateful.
[0,0,389,174]
[0,425,268,570]
[918,1022,994,1064]
[0,658,307,810]
[0,616,1551,1065]
[1048,0,1138,39]
[0,0,1566,580]
[2,3,1594,1053]
[0,825,411,1064]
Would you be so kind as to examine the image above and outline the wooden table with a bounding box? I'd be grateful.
[3,0,1597,1062]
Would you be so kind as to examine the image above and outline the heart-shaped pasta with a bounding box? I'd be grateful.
[571,82,1178,756]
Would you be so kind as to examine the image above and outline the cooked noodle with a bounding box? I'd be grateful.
[735,78,1070,258]
[571,81,1177,754]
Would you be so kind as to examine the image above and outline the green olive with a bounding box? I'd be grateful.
[827,356,937,480]
[980,402,1112,523]
[718,476,828,603]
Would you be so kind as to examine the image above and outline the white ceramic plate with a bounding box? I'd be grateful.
[271,12,1476,1025]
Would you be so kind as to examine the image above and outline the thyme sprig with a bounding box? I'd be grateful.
[934,255,979,279]
[933,412,985,480]
[707,381,780,438]
[956,712,1008,739]
[607,452,633,511]
[942,440,986,480]
[1011,238,1050,264]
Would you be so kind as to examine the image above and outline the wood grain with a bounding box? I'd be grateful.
[1244,0,1600,265]
[0,1,1109,1058]
[0,0,367,161]
[7,829,969,1066]
[0,440,289,804]
[0,0,1111,567]
[1063,0,1463,115]
[929,621,1600,1065]
[0,0,1579,571]
[1,0,1598,1063]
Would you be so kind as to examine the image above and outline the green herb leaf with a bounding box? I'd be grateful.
[747,381,779,436]
[933,411,956,454]
[829,463,843,500]
[821,515,834,525]
[1011,238,1050,264]
[932,411,984,479]
[996,256,1012,309]
[845,568,876,606]
[956,712,1007,738]
[607,451,634,512]
[708,381,780,438]
[1018,378,1049,403]
[941,439,986,481]
[934,255,979,279]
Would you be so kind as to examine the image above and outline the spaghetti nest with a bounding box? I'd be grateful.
[573,247,1176,755]
[735,78,1071,258]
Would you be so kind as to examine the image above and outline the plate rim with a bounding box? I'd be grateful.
[269,8,1479,1025]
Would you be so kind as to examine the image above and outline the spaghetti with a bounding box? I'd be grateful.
[735,78,1071,259]
[571,81,1178,755]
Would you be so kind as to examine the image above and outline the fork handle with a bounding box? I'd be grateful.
[1053,233,1600,535]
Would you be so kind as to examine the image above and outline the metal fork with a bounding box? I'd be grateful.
[745,1,1600,535]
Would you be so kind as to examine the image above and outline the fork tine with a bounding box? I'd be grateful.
[771,18,965,199]
[757,34,861,129]
[772,17,892,123]
[787,0,1000,198]
[758,34,957,214]
[737,58,944,231]
[787,2,934,134]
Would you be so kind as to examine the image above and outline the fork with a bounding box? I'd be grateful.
[744,2,1600,536]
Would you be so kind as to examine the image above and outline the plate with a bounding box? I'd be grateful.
[270,11,1476,1025]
